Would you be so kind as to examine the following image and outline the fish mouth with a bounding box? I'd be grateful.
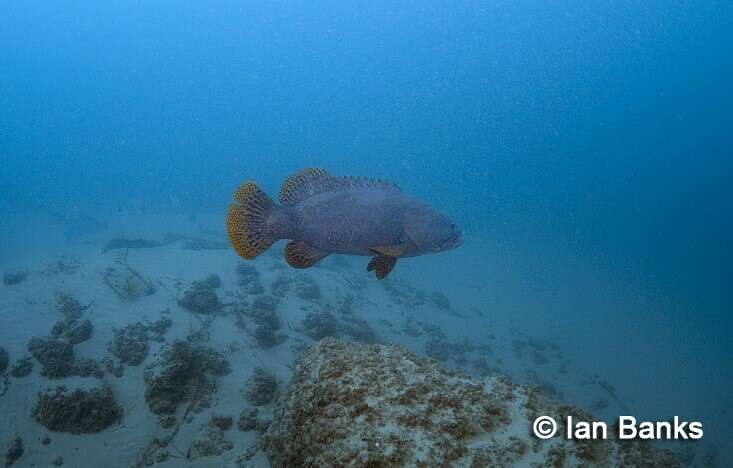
[441,231,464,250]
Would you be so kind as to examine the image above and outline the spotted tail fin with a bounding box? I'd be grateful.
[226,182,281,259]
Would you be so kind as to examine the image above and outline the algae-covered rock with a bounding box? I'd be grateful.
[264,338,681,468]
[32,384,121,434]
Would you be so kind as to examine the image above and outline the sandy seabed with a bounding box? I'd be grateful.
[0,213,710,467]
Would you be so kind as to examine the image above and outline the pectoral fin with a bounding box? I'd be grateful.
[370,245,406,258]
[284,241,329,269]
[367,255,397,280]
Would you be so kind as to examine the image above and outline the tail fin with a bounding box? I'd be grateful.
[226,182,280,259]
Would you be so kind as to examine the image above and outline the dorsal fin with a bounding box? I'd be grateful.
[279,168,401,206]
[279,168,334,206]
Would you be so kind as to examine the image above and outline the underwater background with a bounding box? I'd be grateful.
[1,1,731,466]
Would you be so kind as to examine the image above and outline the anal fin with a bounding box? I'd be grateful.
[367,255,397,280]
[284,241,329,269]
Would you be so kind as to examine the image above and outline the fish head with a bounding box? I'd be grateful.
[404,206,463,255]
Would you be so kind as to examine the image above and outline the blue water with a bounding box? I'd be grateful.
[1,1,731,465]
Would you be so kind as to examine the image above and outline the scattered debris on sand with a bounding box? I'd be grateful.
[2,270,27,286]
[264,338,681,467]
[243,367,278,406]
[101,238,162,253]
[32,384,122,434]
[144,339,230,416]
[4,436,23,466]
[103,262,156,301]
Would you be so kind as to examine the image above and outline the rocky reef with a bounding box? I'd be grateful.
[264,338,680,468]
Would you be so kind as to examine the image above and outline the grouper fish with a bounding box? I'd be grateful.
[226,168,463,279]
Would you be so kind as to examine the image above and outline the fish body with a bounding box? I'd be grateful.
[226,168,463,279]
